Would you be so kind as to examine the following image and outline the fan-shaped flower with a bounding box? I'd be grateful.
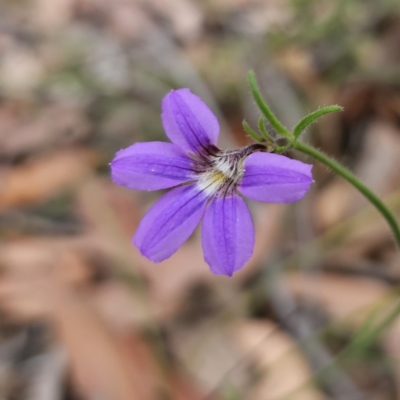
[110,89,313,276]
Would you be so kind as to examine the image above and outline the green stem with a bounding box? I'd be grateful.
[248,71,292,139]
[242,120,264,142]
[293,140,400,248]
[258,117,274,142]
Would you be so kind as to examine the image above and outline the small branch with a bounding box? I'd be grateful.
[248,71,292,139]
[293,105,343,139]
[293,141,400,248]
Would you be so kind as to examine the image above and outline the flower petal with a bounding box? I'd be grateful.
[133,185,209,262]
[239,152,313,203]
[162,89,219,156]
[110,142,196,191]
[202,194,254,276]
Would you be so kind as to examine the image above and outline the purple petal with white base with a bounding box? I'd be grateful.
[110,142,196,191]
[134,185,209,262]
[202,195,254,276]
[162,89,219,156]
[239,152,313,203]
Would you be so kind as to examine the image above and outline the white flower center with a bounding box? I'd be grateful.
[196,152,245,196]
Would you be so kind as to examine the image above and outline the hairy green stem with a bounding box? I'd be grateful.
[293,105,343,139]
[242,120,264,142]
[258,117,274,142]
[248,71,292,139]
[293,141,400,248]
[248,70,400,248]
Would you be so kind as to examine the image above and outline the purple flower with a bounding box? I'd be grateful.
[110,89,313,276]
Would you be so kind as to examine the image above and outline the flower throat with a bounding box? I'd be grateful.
[197,143,266,196]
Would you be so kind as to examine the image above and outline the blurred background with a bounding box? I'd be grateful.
[0,0,400,399]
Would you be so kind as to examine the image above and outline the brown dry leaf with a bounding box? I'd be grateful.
[76,0,152,41]
[209,0,292,32]
[108,2,151,40]
[241,0,293,34]
[143,0,203,43]
[78,179,142,238]
[354,120,400,196]
[120,332,220,400]
[322,224,400,279]
[286,272,389,327]
[0,106,91,158]
[314,179,353,230]
[54,288,214,400]
[275,47,320,95]
[113,333,162,400]
[0,239,92,320]
[169,370,221,400]
[338,82,400,130]
[0,148,98,209]
[88,282,152,330]
[0,233,116,275]
[0,238,91,285]
[0,48,45,94]
[0,237,151,330]
[51,295,158,400]
[0,239,160,400]
[171,318,249,393]
[0,101,32,142]
[208,0,252,8]
[32,0,74,31]
[234,320,325,400]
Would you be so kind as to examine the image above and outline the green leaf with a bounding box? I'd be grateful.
[293,105,343,139]
[248,71,292,139]
[257,117,274,142]
[242,120,264,142]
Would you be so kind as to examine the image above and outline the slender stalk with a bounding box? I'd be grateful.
[248,71,292,139]
[293,105,343,139]
[242,120,264,142]
[293,140,400,248]
[258,117,274,142]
